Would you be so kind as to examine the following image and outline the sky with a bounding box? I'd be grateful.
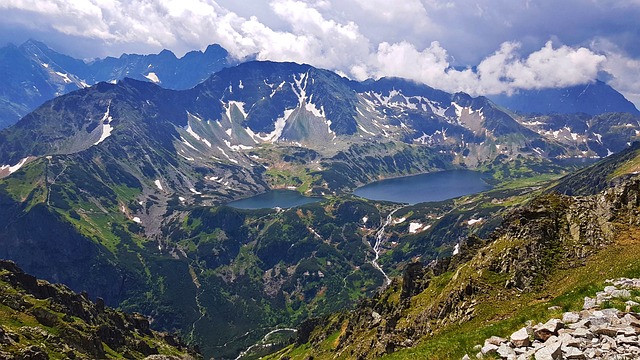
[1,0,640,106]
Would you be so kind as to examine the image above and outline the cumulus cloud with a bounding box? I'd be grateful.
[0,0,639,106]
[368,40,606,97]
[591,38,640,107]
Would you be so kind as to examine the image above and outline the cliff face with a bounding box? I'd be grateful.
[282,175,640,360]
[0,260,200,360]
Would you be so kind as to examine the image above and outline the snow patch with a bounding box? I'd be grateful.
[190,188,202,195]
[467,218,483,225]
[594,133,603,143]
[223,140,253,151]
[226,101,248,120]
[357,123,375,136]
[452,102,463,119]
[0,157,29,175]
[393,217,406,224]
[409,222,422,233]
[144,72,160,83]
[217,147,239,163]
[185,124,211,148]
[54,71,72,84]
[94,103,114,146]
[181,137,199,151]
[132,217,141,224]
[245,109,293,143]
[154,180,164,191]
[362,216,368,224]
[453,243,460,256]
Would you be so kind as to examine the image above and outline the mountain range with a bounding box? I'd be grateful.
[0,39,232,129]
[490,79,640,115]
[1,39,639,132]
[1,42,640,359]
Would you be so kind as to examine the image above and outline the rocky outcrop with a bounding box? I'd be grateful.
[469,279,640,360]
[488,176,640,291]
[0,260,200,360]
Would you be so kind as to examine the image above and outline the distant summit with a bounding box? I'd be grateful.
[490,80,640,115]
[0,40,234,129]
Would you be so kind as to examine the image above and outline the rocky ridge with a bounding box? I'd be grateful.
[0,260,200,359]
[469,278,640,360]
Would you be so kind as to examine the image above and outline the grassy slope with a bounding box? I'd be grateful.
[0,265,197,359]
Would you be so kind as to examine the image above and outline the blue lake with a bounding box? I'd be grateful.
[227,189,322,210]
[353,170,491,204]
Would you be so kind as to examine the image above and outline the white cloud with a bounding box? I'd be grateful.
[0,0,639,107]
[591,38,640,107]
[476,41,606,94]
[367,40,606,97]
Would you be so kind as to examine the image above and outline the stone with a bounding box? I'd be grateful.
[569,319,591,330]
[486,336,507,346]
[481,343,498,355]
[564,347,586,359]
[611,289,632,299]
[583,297,597,310]
[462,355,471,360]
[586,315,608,327]
[511,327,531,348]
[371,311,382,327]
[497,343,516,359]
[604,286,618,294]
[562,312,580,324]
[593,326,619,337]
[616,335,638,345]
[572,327,593,339]
[559,333,581,348]
[534,319,563,341]
[534,340,562,360]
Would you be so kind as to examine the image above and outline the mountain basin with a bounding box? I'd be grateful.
[227,189,322,209]
[353,169,491,205]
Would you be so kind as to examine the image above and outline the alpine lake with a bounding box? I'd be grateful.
[228,169,492,209]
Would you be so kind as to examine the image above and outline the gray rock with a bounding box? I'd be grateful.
[564,346,586,359]
[534,319,564,341]
[511,327,531,348]
[534,340,562,360]
[486,335,507,346]
[611,289,632,298]
[604,286,618,294]
[461,355,471,360]
[497,343,516,359]
[562,312,580,324]
[481,343,498,355]
[572,327,593,339]
[586,315,608,327]
[593,326,619,337]
[583,297,597,310]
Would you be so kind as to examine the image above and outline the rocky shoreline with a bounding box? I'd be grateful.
[467,278,640,360]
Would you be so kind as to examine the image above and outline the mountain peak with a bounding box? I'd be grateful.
[158,48,177,59]
[490,80,640,115]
